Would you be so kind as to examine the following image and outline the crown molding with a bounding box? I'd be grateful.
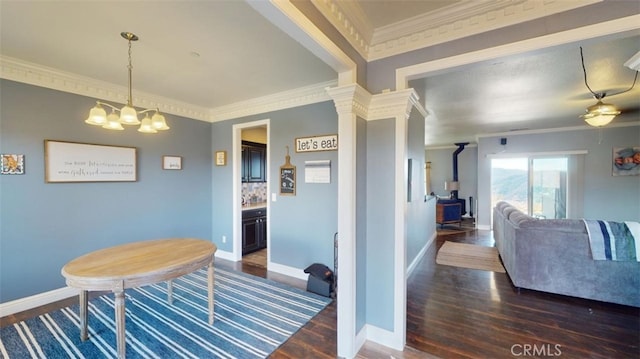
[368,89,423,121]
[326,85,427,121]
[1,55,340,123]
[208,80,337,122]
[310,0,371,60]
[316,0,602,62]
[369,0,602,61]
[0,55,210,122]
[325,83,371,119]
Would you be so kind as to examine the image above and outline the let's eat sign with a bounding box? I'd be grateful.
[295,134,338,153]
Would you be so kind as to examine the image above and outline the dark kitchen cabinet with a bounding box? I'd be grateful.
[241,141,266,183]
[242,208,267,255]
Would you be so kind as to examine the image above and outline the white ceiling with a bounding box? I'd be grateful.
[414,34,640,146]
[0,1,336,109]
[1,1,638,147]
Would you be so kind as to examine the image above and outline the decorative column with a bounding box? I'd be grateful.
[326,83,370,359]
[368,88,423,350]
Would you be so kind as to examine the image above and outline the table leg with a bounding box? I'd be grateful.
[114,289,126,359]
[79,290,88,341]
[167,280,173,305]
[208,258,215,325]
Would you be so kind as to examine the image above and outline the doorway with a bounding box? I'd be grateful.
[232,120,270,267]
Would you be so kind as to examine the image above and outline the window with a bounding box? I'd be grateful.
[491,156,569,219]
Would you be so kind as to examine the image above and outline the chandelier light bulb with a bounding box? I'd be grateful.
[102,111,125,130]
[85,103,107,126]
[138,114,158,133]
[151,111,170,130]
[119,105,140,125]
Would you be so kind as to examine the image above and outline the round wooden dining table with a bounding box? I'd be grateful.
[61,238,217,359]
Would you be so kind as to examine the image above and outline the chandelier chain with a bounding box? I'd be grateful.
[127,38,133,106]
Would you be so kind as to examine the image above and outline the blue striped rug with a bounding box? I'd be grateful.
[0,268,331,358]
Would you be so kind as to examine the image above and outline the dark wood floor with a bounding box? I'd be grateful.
[2,229,639,358]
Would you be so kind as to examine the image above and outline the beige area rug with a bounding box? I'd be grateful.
[242,249,267,268]
[436,241,506,273]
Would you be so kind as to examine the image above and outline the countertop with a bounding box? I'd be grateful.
[242,202,267,211]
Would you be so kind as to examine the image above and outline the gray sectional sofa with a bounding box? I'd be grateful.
[493,201,640,307]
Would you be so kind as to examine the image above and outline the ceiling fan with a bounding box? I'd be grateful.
[579,46,638,127]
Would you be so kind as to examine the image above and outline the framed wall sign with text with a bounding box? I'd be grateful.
[215,151,227,166]
[163,156,182,170]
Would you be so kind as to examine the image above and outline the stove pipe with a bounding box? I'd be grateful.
[451,142,468,199]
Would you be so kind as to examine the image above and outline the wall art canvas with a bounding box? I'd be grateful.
[613,147,640,176]
[44,140,137,182]
[1,154,25,175]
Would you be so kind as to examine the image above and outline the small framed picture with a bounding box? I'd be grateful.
[280,166,296,195]
[215,151,227,166]
[163,156,182,170]
[1,154,25,175]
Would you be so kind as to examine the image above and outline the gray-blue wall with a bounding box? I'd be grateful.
[0,80,213,302]
[210,102,338,270]
[406,107,430,266]
[365,118,395,331]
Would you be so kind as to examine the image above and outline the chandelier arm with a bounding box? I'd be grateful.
[138,108,160,115]
[96,101,121,112]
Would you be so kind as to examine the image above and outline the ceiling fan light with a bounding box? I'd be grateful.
[584,114,616,127]
[581,100,620,127]
[151,111,170,130]
[85,103,107,125]
[586,101,620,116]
[119,105,140,125]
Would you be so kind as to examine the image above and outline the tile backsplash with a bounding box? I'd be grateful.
[242,182,267,204]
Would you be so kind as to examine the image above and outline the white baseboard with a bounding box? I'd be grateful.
[364,323,404,351]
[0,286,77,317]
[407,232,436,277]
[214,249,236,261]
[267,261,308,281]
[355,325,368,355]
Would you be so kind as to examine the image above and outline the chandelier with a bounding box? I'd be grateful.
[85,32,169,133]
[579,46,637,127]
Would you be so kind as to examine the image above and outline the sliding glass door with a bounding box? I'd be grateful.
[530,157,567,219]
[491,156,568,220]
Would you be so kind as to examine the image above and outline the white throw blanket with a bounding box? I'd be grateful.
[583,220,640,261]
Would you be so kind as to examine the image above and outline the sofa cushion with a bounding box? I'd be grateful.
[519,218,587,233]
[502,206,519,218]
[495,201,511,212]
[508,211,534,226]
